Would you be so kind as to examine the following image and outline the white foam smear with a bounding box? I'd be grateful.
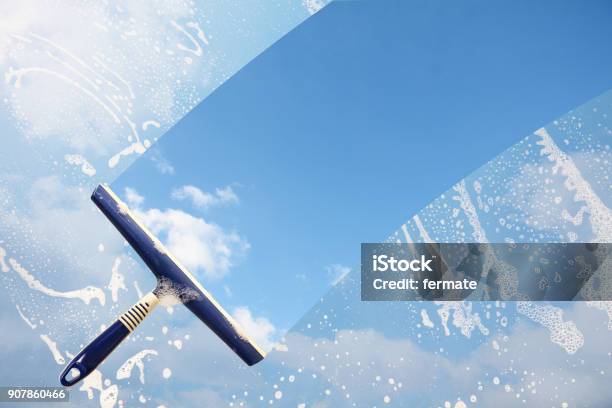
[412,215,433,242]
[535,127,612,242]
[64,153,96,176]
[399,224,414,243]
[171,21,205,57]
[108,141,148,169]
[5,66,121,124]
[303,0,326,14]
[9,258,105,305]
[5,31,159,170]
[8,25,185,172]
[0,246,9,272]
[79,369,118,408]
[16,305,37,329]
[517,302,584,354]
[435,301,489,338]
[162,368,172,379]
[451,181,524,298]
[420,309,434,328]
[116,349,159,384]
[451,180,489,242]
[133,280,143,298]
[142,120,160,131]
[107,257,126,303]
[40,334,65,364]
[401,183,522,301]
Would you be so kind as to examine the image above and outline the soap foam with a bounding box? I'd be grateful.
[40,334,65,364]
[64,154,96,176]
[116,349,159,384]
[153,277,200,307]
[517,301,584,354]
[536,127,612,242]
[107,257,126,303]
[16,305,37,329]
[435,301,489,338]
[9,258,105,305]
[79,369,118,408]
[420,309,435,328]
[0,246,9,272]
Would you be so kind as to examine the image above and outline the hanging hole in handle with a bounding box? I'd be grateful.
[67,368,80,380]
[60,363,83,387]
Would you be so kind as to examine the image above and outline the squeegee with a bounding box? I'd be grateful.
[59,184,265,386]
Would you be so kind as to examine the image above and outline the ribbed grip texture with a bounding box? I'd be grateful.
[118,292,159,332]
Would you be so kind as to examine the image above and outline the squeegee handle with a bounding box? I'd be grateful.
[59,292,159,387]
[59,320,129,386]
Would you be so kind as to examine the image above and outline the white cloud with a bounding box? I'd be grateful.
[214,186,239,204]
[232,306,277,352]
[172,184,239,209]
[124,187,144,207]
[326,264,351,286]
[125,187,248,281]
[149,149,175,175]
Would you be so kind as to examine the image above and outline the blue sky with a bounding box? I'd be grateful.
[113,0,612,333]
[0,0,611,406]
